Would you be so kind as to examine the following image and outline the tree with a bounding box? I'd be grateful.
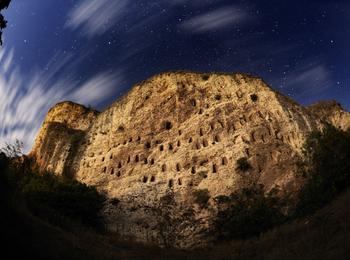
[150,191,198,248]
[213,184,285,240]
[0,0,11,45]
[0,139,23,158]
[296,124,350,215]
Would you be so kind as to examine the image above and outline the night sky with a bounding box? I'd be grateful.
[0,0,349,151]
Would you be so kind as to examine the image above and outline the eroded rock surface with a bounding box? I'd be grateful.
[29,72,350,248]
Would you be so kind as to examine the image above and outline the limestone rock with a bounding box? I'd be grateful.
[29,72,350,248]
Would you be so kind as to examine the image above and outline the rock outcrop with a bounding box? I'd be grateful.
[29,72,350,248]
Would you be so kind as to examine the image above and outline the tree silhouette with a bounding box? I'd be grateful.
[0,0,11,45]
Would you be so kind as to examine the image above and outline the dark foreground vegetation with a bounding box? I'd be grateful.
[0,124,349,259]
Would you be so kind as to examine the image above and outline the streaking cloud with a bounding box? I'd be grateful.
[180,6,248,33]
[0,48,122,152]
[65,0,128,37]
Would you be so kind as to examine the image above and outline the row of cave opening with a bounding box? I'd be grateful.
[118,120,223,150]
[101,133,223,168]
[102,156,229,182]
[143,176,182,188]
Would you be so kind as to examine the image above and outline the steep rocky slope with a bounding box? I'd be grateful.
[29,72,350,247]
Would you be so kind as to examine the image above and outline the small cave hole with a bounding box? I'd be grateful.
[191,99,197,107]
[102,167,107,173]
[110,168,114,175]
[102,157,105,162]
[163,121,173,130]
[142,176,148,183]
[178,130,182,136]
[214,135,220,143]
[117,171,121,177]
[144,142,151,149]
[150,158,155,165]
[214,94,222,101]
[117,125,125,132]
[118,162,122,168]
[169,143,173,151]
[199,108,204,114]
[210,123,215,131]
[150,176,155,182]
[250,94,258,102]
[176,163,181,172]
[222,157,228,165]
[213,164,217,173]
[199,128,204,136]
[202,139,209,147]
[127,156,130,163]
[144,158,148,164]
[189,137,193,143]
[178,178,182,185]
[191,166,196,174]
[110,154,113,159]
[168,179,174,188]
[202,74,210,81]
[162,164,167,172]
[177,140,181,147]
[200,160,208,166]
[159,144,164,151]
[135,155,139,162]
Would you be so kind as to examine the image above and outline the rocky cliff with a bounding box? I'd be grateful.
[29,72,350,248]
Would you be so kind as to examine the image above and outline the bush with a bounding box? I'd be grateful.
[0,151,106,229]
[296,124,350,216]
[193,189,210,208]
[214,184,285,240]
[236,157,252,172]
[20,172,106,228]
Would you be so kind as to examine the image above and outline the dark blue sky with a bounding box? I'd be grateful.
[0,0,349,150]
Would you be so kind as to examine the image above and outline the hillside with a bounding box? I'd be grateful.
[28,71,350,247]
[2,175,350,259]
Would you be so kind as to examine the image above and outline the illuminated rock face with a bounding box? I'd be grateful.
[30,72,350,248]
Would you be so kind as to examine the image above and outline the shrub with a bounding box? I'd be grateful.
[20,173,106,228]
[214,184,285,240]
[193,189,210,208]
[296,124,350,216]
[236,157,252,172]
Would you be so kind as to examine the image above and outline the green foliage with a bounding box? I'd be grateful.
[296,124,350,216]
[153,192,197,248]
[20,173,106,228]
[0,0,11,45]
[1,152,106,229]
[214,184,286,240]
[236,157,252,172]
[193,189,210,208]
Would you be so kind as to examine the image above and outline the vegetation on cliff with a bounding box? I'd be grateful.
[0,0,11,45]
[0,148,106,230]
[214,184,286,241]
[296,124,350,216]
[212,124,350,242]
[1,122,350,258]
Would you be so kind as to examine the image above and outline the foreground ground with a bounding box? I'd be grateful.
[1,183,350,260]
